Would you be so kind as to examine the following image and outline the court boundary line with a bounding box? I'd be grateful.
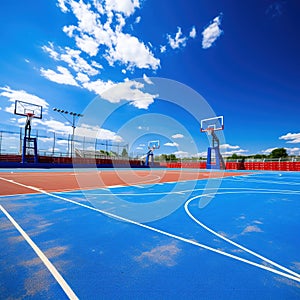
[1,176,300,283]
[185,191,300,280]
[0,204,78,300]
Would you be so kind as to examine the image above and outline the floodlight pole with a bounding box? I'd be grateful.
[53,108,83,158]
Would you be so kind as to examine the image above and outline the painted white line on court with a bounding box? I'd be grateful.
[185,191,300,279]
[1,176,300,283]
[0,204,78,300]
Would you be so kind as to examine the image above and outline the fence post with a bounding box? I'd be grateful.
[52,132,56,156]
[19,127,23,155]
[0,131,2,155]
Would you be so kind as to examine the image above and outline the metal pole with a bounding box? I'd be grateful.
[0,131,2,155]
[19,127,22,155]
[52,132,55,156]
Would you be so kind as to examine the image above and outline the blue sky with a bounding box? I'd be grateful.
[0,0,299,157]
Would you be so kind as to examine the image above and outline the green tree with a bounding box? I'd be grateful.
[269,148,288,158]
[121,148,128,157]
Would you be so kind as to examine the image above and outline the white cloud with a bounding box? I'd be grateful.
[40,66,79,86]
[57,0,159,71]
[167,27,187,49]
[172,133,184,139]
[261,147,277,155]
[173,150,189,158]
[101,80,158,109]
[76,72,90,83]
[75,34,100,57]
[19,118,73,134]
[202,14,223,49]
[136,146,143,150]
[219,143,248,156]
[57,0,69,13]
[76,123,123,142]
[160,45,166,53]
[91,60,103,69]
[105,0,140,17]
[195,151,207,157]
[285,147,300,156]
[82,79,115,95]
[279,132,300,144]
[220,143,240,150]
[262,146,300,156]
[164,142,179,147]
[143,74,153,85]
[135,16,141,24]
[189,26,197,39]
[42,44,100,76]
[106,33,160,70]
[0,86,49,114]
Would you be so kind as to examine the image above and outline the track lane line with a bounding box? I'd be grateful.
[0,204,78,300]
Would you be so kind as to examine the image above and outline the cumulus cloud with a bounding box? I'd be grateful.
[164,142,179,147]
[57,0,69,13]
[202,14,223,49]
[220,143,240,150]
[143,74,153,85]
[36,119,73,134]
[76,123,123,142]
[279,133,300,144]
[82,79,115,95]
[101,80,158,109]
[42,43,101,76]
[105,0,140,17]
[172,133,184,139]
[173,150,189,158]
[0,86,49,114]
[167,27,187,49]
[261,147,277,155]
[220,143,248,156]
[285,148,300,156]
[160,45,166,53]
[260,147,300,156]
[40,66,79,86]
[106,33,160,70]
[57,0,159,70]
[189,26,197,39]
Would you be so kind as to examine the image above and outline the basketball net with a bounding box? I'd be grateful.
[26,112,34,121]
[207,128,214,135]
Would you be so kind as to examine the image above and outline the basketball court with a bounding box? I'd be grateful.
[1,168,300,299]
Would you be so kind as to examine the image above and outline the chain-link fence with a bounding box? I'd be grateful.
[0,124,128,159]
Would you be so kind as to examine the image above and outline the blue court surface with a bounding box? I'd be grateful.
[0,170,300,299]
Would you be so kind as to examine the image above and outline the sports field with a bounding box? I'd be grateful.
[0,168,299,299]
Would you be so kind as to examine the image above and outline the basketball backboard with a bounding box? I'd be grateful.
[14,100,42,119]
[148,140,160,149]
[200,116,223,132]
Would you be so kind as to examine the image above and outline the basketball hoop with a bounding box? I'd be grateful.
[207,128,214,135]
[26,112,34,119]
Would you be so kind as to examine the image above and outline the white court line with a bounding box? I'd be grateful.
[0,204,78,300]
[185,191,300,280]
[58,187,300,198]
[0,176,300,283]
